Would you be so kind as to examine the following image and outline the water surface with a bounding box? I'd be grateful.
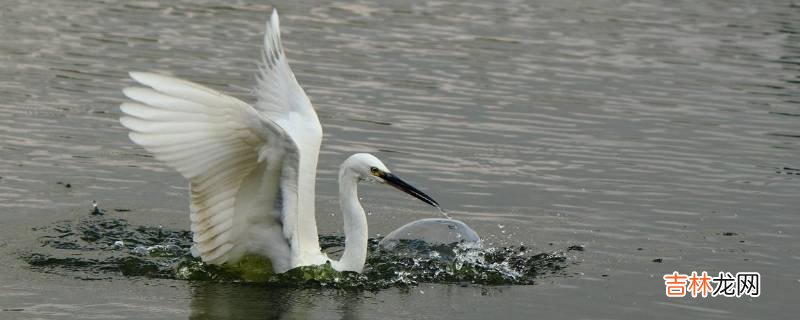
[1,0,798,319]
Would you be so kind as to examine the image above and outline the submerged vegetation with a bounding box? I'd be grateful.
[24,215,574,289]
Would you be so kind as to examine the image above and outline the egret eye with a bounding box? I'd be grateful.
[370,167,380,175]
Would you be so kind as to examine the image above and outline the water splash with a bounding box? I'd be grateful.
[437,207,452,220]
[23,215,575,288]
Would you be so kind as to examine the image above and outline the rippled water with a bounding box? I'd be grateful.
[1,0,798,319]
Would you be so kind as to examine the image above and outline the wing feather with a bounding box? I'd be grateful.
[120,103,214,122]
[123,87,223,114]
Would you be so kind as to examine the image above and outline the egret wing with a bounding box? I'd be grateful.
[255,10,325,267]
[255,10,318,123]
[120,72,300,271]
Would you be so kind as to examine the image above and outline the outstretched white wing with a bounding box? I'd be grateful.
[120,72,294,271]
[255,10,324,267]
[255,10,317,121]
[119,10,323,272]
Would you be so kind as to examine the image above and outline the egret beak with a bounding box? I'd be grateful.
[381,172,440,208]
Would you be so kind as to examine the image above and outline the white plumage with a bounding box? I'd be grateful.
[120,10,440,273]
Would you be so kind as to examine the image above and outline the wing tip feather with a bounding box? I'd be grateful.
[271,8,279,23]
[269,9,279,33]
[121,86,142,99]
[118,116,136,131]
[129,71,152,83]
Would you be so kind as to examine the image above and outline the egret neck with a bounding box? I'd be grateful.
[332,164,369,272]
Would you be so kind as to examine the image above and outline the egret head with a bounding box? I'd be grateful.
[342,153,440,208]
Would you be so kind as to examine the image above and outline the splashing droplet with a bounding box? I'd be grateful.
[437,207,452,220]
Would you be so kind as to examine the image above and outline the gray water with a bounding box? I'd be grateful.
[1,0,799,319]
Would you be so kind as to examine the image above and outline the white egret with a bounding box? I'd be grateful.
[119,10,441,273]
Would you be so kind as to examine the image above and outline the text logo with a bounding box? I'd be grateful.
[663,271,760,298]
